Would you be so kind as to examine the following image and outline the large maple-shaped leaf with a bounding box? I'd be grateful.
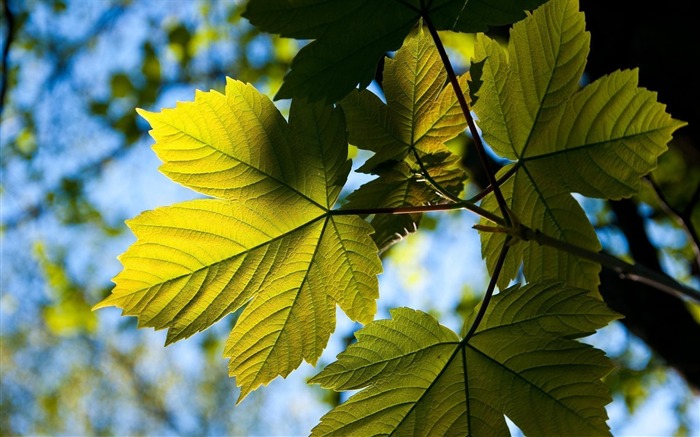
[473,0,686,290]
[243,0,549,103]
[310,281,621,436]
[93,78,382,401]
[339,29,468,251]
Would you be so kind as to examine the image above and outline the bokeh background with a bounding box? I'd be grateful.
[2,1,699,436]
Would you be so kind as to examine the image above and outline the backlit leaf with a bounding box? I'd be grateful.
[340,29,468,251]
[473,0,686,291]
[243,0,549,103]
[94,78,382,401]
[311,281,621,436]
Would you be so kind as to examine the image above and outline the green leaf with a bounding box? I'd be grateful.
[310,281,621,436]
[342,28,467,173]
[339,29,468,250]
[473,0,686,290]
[93,78,382,401]
[242,0,549,103]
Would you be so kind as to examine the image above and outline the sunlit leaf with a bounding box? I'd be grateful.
[311,281,621,436]
[340,29,468,251]
[94,78,382,401]
[473,0,686,290]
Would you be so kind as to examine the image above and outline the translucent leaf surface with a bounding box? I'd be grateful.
[311,282,621,436]
[340,29,468,251]
[243,0,548,103]
[94,78,382,401]
[473,0,685,290]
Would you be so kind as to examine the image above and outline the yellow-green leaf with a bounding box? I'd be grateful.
[340,29,468,250]
[473,0,686,291]
[342,28,468,174]
[311,282,621,436]
[94,78,382,401]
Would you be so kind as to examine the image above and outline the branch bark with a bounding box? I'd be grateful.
[600,200,700,392]
[580,0,700,393]
[1,0,16,116]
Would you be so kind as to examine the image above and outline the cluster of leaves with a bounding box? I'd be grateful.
[95,0,687,435]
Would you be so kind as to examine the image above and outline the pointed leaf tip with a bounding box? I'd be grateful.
[474,0,683,291]
[101,81,381,399]
[313,281,618,436]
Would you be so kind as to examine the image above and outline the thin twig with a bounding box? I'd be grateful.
[420,9,512,226]
[645,175,700,272]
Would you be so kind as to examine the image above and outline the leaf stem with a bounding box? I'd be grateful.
[338,190,700,300]
[463,237,511,341]
[331,200,504,225]
[344,194,700,302]
[420,10,512,226]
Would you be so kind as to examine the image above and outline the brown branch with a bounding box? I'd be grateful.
[600,199,700,392]
[1,0,16,116]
